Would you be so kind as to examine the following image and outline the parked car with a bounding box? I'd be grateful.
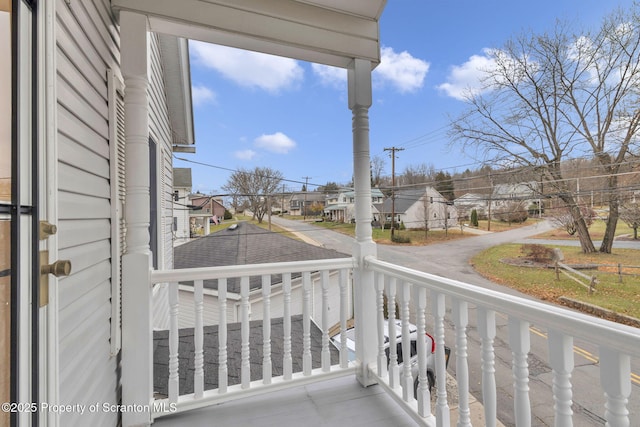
[331,319,450,395]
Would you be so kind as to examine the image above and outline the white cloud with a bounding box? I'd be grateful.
[191,84,216,106]
[234,149,257,160]
[190,41,304,93]
[375,47,429,93]
[438,48,534,101]
[437,49,497,100]
[254,132,296,154]
[311,63,347,88]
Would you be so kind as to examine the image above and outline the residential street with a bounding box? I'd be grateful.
[270,216,640,426]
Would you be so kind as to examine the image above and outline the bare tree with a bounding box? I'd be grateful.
[399,163,436,186]
[370,155,386,187]
[549,205,595,235]
[450,6,640,253]
[620,202,640,239]
[222,167,283,223]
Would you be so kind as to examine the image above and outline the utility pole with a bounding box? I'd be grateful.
[384,147,404,240]
[302,176,311,220]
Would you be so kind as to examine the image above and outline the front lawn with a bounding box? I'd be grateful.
[313,221,471,245]
[471,243,640,321]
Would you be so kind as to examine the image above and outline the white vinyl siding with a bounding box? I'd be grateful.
[148,32,174,270]
[54,2,178,426]
[56,0,120,425]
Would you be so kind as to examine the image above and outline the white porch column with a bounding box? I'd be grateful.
[120,11,152,427]
[348,58,378,387]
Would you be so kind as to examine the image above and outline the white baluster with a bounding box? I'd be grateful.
[548,330,573,427]
[339,269,349,369]
[414,286,431,417]
[321,270,331,372]
[431,291,450,427]
[283,273,293,380]
[303,271,312,376]
[194,279,204,399]
[478,307,497,427]
[262,275,272,384]
[600,347,631,427]
[508,317,531,427]
[168,282,179,403]
[400,281,413,402]
[241,276,250,389]
[452,298,471,427]
[376,272,387,377]
[387,277,399,388]
[218,278,228,393]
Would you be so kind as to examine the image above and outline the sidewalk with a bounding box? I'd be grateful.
[444,372,506,427]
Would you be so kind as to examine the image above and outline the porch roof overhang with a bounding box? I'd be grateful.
[158,34,196,150]
[112,0,387,69]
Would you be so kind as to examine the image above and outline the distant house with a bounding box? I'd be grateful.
[170,223,351,328]
[189,193,226,236]
[324,188,385,223]
[492,181,541,211]
[289,191,326,216]
[454,193,488,220]
[379,187,458,230]
[173,168,192,243]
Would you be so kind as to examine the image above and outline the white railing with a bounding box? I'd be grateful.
[365,256,640,427]
[148,255,640,426]
[149,258,354,418]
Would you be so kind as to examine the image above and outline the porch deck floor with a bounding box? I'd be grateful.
[152,375,418,427]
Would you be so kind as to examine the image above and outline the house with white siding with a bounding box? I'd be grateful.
[324,188,385,223]
[172,168,192,244]
[3,2,639,427]
[2,1,193,425]
[379,187,458,230]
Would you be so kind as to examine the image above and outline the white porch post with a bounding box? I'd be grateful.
[348,58,378,387]
[120,11,152,427]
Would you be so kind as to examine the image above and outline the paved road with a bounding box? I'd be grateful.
[271,216,640,426]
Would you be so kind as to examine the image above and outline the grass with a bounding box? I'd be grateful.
[198,214,295,239]
[312,221,471,245]
[471,243,640,321]
[473,218,540,232]
[531,218,636,240]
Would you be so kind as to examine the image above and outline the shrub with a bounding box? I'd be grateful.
[494,201,528,224]
[223,209,233,220]
[470,209,479,227]
[391,234,411,244]
[520,244,554,263]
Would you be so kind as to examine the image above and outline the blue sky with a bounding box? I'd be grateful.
[177,0,634,195]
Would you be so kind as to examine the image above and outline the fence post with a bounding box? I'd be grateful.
[618,263,623,284]
[555,262,559,281]
[589,276,596,295]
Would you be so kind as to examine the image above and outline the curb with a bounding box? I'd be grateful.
[559,297,640,328]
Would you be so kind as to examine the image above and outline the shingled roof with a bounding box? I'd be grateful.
[173,222,349,293]
[153,315,340,397]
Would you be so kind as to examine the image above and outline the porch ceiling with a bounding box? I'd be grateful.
[112,0,387,68]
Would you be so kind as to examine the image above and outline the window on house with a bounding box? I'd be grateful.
[430,197,433,204]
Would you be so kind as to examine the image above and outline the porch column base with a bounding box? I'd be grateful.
[353,241,378,387]
[122,253,153,427]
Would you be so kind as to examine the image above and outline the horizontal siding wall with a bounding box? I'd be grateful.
[148,32,174,271]
[148,32,176,330]
[55,0,120,426]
